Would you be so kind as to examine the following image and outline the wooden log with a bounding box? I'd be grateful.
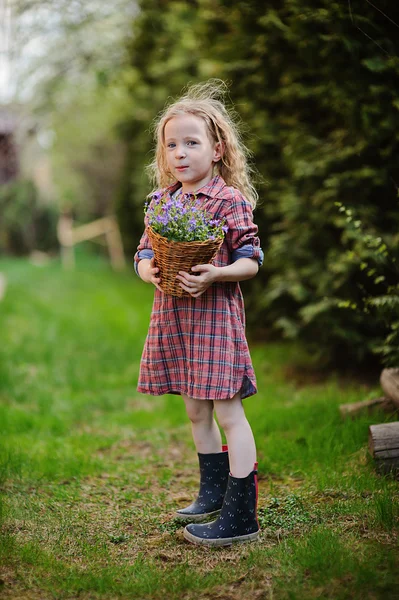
[380,368,399,408]
[368,422,399,476]
[340,396,397,419]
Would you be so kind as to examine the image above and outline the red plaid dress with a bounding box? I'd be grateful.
[134,175,263,401]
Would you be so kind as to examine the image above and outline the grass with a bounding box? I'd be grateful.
[0,250,398,600]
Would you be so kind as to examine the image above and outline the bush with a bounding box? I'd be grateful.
[334,201,399,367]
[0,179,58,255]
[117,0,399,368]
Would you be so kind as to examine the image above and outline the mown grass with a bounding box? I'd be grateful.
[0,251,398,600]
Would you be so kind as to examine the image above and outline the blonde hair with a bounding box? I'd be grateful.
[147,80,258,209]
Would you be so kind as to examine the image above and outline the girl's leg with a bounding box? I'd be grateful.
[182,394,222,453]
[176,395,229,521]
[213,392,256,477]
[183,393,259,545]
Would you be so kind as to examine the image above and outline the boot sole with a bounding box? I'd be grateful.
[174,509,221,523]
[183,527,260,547]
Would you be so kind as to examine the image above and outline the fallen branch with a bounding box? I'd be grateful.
[339,396,397,419]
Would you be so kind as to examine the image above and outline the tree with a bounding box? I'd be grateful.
[118,0,399,368]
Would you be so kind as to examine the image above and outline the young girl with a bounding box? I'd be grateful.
[134,80,263,547]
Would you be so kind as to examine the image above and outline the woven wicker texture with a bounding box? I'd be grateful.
[146,226,224,297]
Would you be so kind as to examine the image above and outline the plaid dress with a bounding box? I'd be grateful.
[134,175,263,401]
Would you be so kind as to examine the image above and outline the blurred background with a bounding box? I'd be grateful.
[1,0,398,372]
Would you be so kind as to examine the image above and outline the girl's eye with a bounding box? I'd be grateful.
[167,143,176,149]
[187,141,197,146]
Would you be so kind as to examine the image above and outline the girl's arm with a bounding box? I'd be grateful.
[209,257,259,282]
[176,258,258,298]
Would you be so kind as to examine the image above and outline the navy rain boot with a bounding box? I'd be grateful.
[183,462,260,546]
[175,445,230,523]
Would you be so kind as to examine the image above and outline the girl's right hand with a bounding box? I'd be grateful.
[143,257,162,291]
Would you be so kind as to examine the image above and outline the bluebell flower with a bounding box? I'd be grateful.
[145,191,228,243]
[152,191,163,202]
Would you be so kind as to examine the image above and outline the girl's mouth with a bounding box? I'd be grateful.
[176,166,188,171]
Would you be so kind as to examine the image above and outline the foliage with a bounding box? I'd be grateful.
[117,0,399,368]
[9,1,132,224]
[258,493,317,531]
[8,0,399,367]
[146,191,227,242]
[49,84,127,220]
[196,0,399,369]
[12,0,132,111]
[115,0,208,254]
[334,201,399,366]
[0,179,58,254]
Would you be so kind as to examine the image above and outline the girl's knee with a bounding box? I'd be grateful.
[182,395,214,424]
[214,395,245,431]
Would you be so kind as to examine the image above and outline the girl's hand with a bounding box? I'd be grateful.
[139,257,162,291]
[176,264,218,298]
[148,257,163,291]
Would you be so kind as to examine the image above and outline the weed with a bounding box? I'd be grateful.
[258,493,318,532]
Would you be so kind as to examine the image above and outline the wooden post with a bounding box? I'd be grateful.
[104,216,126,270]
[57,214,126,271]
[57,213,75,269]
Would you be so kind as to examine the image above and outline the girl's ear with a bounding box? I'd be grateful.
[213,141,224,162]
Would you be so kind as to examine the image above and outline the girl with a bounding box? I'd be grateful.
[134,80,263,547]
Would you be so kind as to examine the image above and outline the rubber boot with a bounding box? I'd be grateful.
[183,462,260,546]
[175,445,230,523]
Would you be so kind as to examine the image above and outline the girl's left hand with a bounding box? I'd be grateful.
[176,264,218,298]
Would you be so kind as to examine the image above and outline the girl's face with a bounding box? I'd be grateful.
[164,114,223,194]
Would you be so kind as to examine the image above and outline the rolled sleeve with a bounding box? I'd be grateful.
[134,248,154,276]
[224,194,264,267]
[231,244,264,266]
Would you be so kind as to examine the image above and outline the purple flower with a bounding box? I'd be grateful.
[145,190,227,243]
[155,213,169,226]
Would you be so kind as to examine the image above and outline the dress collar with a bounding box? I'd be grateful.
[166,174,227,198]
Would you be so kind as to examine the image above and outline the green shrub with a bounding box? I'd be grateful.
[0,179,58,255]
[117,0,399,368]
[334,201,399,367]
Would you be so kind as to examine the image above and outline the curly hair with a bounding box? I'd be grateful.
[147,79,258,209]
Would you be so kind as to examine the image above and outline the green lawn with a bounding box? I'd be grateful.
[0,253,398,600]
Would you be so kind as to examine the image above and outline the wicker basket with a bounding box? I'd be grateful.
[146,226,224,297]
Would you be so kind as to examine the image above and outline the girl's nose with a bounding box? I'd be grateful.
[175,145,186,158]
